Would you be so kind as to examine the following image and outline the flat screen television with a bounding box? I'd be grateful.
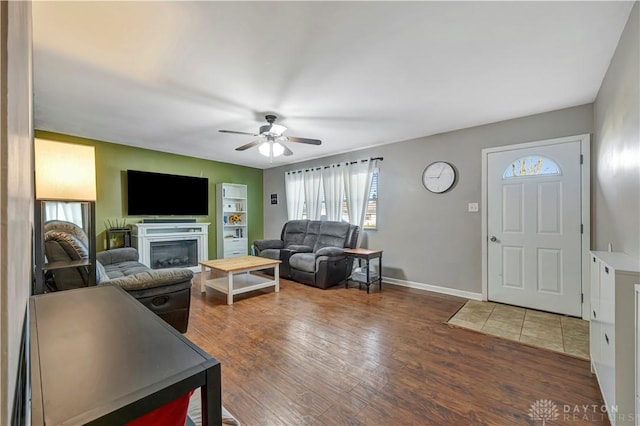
[127,170,209,216]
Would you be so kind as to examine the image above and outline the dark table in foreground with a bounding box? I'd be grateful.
[30,285,221,425]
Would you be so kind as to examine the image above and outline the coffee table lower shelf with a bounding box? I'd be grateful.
[200,256,281,305]
[203,273,277,302]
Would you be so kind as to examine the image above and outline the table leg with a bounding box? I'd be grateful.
[201,362,222,426]
[366,258,370,294]
[227,272,234,305]
[345,256,350,288]
[200,264,206,293]
[274,264,280,292]
[379,254,383,292]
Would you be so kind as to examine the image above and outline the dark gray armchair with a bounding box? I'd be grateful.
[254,220,359,289]
[43,220,193,332]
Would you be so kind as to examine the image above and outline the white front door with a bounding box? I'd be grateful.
[487,140,583,316]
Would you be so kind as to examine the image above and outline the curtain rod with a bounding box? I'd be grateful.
[286,157,383,174]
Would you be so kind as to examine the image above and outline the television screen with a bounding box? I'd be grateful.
[127,170,209,216]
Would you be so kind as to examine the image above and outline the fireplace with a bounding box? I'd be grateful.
[131,222,210,273]
[150,239,198,269]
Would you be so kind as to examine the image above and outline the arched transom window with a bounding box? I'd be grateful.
[503,155,560,179]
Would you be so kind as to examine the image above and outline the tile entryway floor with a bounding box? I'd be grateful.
[447,300,589,360]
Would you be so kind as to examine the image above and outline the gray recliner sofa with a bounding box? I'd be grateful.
[253,220,359,289]
[96,248,193,333]
[44,221,193,333]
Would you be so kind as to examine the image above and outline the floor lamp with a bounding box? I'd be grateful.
[33,139,97,295]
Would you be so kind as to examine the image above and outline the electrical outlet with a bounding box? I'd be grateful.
[468,202,479,212]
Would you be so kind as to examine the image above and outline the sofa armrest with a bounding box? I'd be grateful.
[253,239,284,252]
[315,247,344,257]
[104,268,193,291]
[97,247,139,265]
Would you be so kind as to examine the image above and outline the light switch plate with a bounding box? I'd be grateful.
[468,202,479,212]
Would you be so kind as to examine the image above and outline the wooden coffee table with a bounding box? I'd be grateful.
[199,255,281,305]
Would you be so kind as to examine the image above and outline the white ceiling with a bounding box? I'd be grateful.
[32,1,633,169]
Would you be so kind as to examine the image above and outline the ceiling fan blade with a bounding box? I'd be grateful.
[235,140,262,151]
[286,136,322,145]
[282,145,294,156]
[271,124,287,136]
[219,130,259,136]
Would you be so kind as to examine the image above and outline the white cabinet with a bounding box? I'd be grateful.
[216,183,248,259]
[590,251,640,425]
[635,284,640,424]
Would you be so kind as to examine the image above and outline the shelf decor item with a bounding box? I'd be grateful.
[105,218,127,230]
[228,214,242,224]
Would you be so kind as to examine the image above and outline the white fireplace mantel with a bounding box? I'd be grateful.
[130,222,210,272]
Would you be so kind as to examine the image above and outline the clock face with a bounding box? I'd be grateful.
[422,161,456,193]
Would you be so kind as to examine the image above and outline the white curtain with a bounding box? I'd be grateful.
[321,165,344,221]
[285,171,305,220]
[44,201,84,227]
[343,159,377,246]
[303,168,323,220]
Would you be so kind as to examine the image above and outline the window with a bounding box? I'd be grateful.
[44,201,85,228]
[503,156,560,179]
[301,169,379,229]
[340,169,378,229]
[363,170,378,229]
[300,194,326,220]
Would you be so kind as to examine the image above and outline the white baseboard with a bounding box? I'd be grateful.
[382,276,483,301]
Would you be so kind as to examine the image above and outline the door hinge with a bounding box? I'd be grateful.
[581,224,584,234]
[581,293,584,303]
[580,154,584,164]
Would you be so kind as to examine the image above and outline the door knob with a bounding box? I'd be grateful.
[490,236,497,242]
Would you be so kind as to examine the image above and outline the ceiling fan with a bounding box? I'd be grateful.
[219,115,321,160]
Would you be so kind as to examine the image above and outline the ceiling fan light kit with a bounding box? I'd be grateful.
[258,141,285,157]
[219,114,322,160]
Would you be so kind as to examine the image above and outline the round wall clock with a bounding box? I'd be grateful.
[422,161,456,193]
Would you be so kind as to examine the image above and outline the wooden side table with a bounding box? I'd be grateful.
[344,248,383,293]
[106,227,131,249]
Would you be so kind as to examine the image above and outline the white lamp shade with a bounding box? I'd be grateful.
[34,139,97,201]
[259,141,285,157]
[272,142,285,157]
[258,141,271,157]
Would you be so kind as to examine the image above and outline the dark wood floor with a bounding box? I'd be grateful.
[186,275,608,425]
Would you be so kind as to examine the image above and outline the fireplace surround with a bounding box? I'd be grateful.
[131,223,209,273]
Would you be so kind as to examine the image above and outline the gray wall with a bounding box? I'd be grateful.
[264,104,593,293]
[593,3,639,259]
[0,1,33,422]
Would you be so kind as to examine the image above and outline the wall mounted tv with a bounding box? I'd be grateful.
[127,170,209,216]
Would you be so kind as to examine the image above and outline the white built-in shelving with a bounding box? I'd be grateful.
[216,183,248,258]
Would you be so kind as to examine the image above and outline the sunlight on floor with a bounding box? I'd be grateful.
[447,300,589,360]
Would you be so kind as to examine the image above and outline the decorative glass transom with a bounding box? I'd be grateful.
[503,156,560,179]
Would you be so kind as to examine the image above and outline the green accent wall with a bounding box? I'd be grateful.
[35,130,264,256]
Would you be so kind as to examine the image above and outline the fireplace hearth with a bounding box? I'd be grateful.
[150,240,197,269]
